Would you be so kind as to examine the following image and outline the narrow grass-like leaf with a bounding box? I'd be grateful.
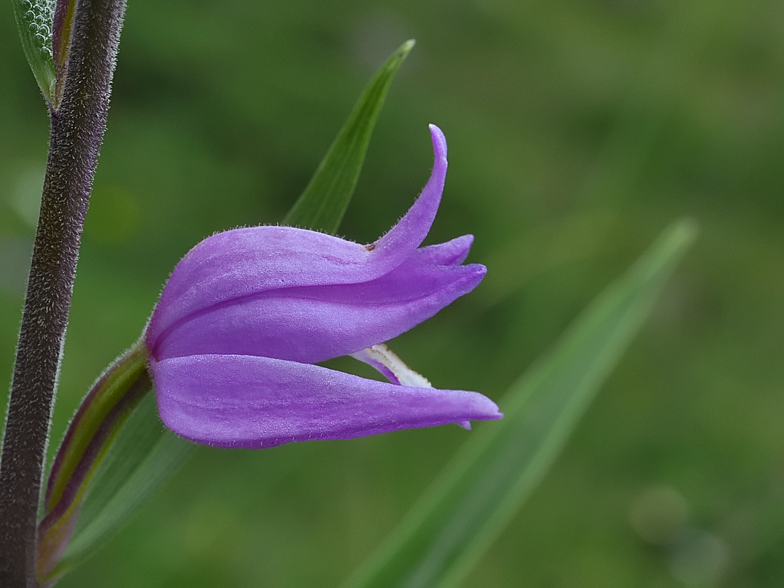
[283,40,414,234]
[12,0,57,104]
[344,219,697,588]
[46,392,192,582]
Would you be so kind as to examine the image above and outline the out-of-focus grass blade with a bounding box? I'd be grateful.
[345,219,697,588]
[283,40,414,234]
[12,0,57,104]
[47,392,193,581]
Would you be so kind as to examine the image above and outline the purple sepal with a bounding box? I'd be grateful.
[152,355,501,449]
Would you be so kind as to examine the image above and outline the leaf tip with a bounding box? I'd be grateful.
[400,39,416,53]
[657,217,699,262]
[389,39,415,66]
[670,217,699,246]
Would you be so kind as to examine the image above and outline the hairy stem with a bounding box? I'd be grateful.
[0,0,127,585]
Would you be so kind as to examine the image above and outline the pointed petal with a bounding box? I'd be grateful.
[152,354,501,449]
[371,125,448,259]
[147,126,450,352]
[412,234,474,266]
[152,263,486,363]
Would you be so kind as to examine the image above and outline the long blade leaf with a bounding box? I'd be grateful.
[344,219,697,588]
[283,40,414,234]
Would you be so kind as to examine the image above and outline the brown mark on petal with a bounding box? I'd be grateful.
[365,241,377,251]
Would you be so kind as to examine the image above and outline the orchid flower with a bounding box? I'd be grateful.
[143,125,501,448]
[35,125,501,581]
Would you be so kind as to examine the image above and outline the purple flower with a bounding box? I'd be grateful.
[144,125,502,448]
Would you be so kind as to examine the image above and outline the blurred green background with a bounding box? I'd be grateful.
[2,0,784,586]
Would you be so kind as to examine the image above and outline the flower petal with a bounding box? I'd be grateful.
[371,124,448,258]
[151,354,501,449]
[412,234,473,267]
[152,262,486,363]
[147,125,450,352]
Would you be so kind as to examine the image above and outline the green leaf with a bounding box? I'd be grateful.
[47,392,193,582]
[344,219,697,588]
[37,345,153,582]
[12,0,57,104]
[283,40,415,234]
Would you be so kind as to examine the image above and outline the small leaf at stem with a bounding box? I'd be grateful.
[283,39,415,234]
[12,0,57,104]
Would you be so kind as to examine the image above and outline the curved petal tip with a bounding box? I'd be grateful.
[371,125,449,260]
[428,124,447,163]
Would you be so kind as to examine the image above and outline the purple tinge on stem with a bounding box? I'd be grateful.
[144,125,502,448]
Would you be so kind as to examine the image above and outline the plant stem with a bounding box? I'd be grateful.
[0,0,127,585]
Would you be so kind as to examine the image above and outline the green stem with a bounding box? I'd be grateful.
[0,0,127,585]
